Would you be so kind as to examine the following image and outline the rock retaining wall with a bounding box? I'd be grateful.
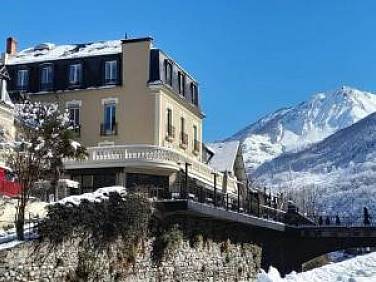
[0,209,262,281]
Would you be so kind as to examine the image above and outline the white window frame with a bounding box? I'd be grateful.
[17,69,28,90]
[193,124,198,141]
[103,103,116,133]
[68,106,80,127]
[68,63,82,86]
[101,97,119,105]
[40,64,53,90]
[191,83,198,105]
[167,107,173,130]
[66,100,82,107]
[104,60,118,85]
[178,72,185,95]
[164,60,173,86]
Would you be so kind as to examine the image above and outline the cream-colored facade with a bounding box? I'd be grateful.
[31,40,203,161]
[4,37,243,200]
[0,71,16,166]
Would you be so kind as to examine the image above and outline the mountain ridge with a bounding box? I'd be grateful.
[227,86,376,173]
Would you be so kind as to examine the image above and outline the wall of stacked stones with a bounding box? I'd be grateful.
[0,216,262,282]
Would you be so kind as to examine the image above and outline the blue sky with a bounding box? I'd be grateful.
[2,1,376,141]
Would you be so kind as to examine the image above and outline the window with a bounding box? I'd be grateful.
[193,125,198,141]
[68,64,82,86]
[164,60,173,86]
[180,117,185,134]
[17,69,29,90]
[166,108,174,138]
[40,64,53,90]
[191,83,198,105]
[180,117,188,147]
[178,72,185,95]
[104,60,118,84]
[193,125,199,152]
[68,107,80,127]
[68,106,80,135]
[102,103,116,135]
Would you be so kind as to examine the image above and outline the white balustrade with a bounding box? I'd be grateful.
[64,144,238,193]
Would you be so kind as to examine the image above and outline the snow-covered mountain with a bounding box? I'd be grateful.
[228,86,376,173]
[254,112,376,215]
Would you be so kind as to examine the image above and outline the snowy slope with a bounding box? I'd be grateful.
[228,86,376,173]
[254,112,376,216]
[258,251,376,282]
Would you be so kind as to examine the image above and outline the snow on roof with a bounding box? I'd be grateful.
[54,186,126,206]
[207,141,240,173]
[7,40,122,65]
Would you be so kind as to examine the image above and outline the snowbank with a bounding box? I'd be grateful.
[0,240,22,250]
[0,197,47,231]
[258,252,376,282]
[55,186,126,206]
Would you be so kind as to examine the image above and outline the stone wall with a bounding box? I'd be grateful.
[0,192,262,282]
[0,218,262,281]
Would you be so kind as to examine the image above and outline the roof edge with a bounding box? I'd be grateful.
[121,37,153,44]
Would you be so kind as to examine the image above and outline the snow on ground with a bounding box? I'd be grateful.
[0,197,47,245]
[0,197,47,232]
[258,252,376,282]
[0,186,127,248]
[0,240,22,250]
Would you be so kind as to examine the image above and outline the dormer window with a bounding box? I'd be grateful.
[17,69,28,91]
[68,63,82,86]
[164,60,173,86]
[40,64,53,91]
[104,60,118,85]
[191,83,198,106]
[178,72,185,96]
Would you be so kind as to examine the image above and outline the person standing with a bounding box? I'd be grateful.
[363,207,371,225]
[335,215,341,225]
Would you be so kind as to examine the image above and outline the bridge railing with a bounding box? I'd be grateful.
[127,185,287,223]
[301,215,376,228]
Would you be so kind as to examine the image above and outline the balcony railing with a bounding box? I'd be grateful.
[64,144,239,195]
[166,125,175,142]
[180,132,188,149]
[100,123,118,136]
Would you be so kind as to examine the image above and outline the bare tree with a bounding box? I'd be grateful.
[8,100,87,240]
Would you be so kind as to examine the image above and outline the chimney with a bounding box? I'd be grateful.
[6,37,17,55]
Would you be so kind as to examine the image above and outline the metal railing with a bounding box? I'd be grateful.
[127,185,287,223]
[180,132,188,148]
[64,144,240,195]
[0,213,41,244]
[193,139,200,153]
[166,125,175,141]
[303,215,376,228]
[100,123,118,136]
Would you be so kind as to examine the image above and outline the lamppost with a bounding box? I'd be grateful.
[184,162,192,199]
